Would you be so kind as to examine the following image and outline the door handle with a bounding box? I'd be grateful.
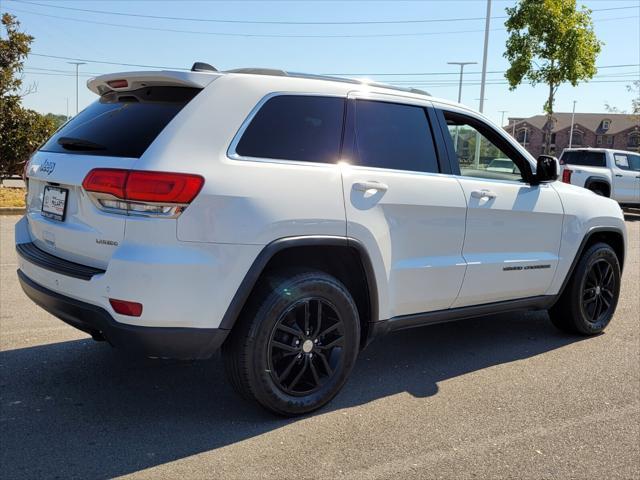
[615,174,623,177]
[353,181,388,192]
[470,189,497,199]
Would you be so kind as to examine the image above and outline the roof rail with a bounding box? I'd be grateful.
[226,68,288,76]
[224,67,431,97]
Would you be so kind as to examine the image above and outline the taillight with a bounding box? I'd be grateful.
[562,169,573,183]
[83,169,127,198]
[126,171,204,203]
[82,169,204,217]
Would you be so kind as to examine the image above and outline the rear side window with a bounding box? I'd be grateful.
[561,151,606,167]
[354,100,439,173]
[40,87,201,158]
[235,95,345,163]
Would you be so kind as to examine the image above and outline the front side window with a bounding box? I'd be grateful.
[443,111,524,182]
[352,100,439,173]
[628,153,640,171]
[613,153,640,171]
[235,95,345,163]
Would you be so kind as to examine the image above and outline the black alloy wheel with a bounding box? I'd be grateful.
[581,258,616,324]
[223,271,360,416]
[268,298,345,396]
[549,242,621,335]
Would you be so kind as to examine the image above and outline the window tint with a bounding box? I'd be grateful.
[443,111,523,182]
[40,87,200,158]
[353,100,439,173]
[235,95,344,163]
[560,151,606,167]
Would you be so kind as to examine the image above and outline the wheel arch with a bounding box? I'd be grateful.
[556,226,626,299]
[219,236,379,349]
[584,176,611,196]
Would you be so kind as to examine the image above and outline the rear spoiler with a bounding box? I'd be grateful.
[87,70,220,95]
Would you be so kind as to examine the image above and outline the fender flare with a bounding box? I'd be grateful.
[554,226,626,302]
[584,176,611,195]
[218,236,379,331]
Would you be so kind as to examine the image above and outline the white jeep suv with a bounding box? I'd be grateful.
[16,65,627,415]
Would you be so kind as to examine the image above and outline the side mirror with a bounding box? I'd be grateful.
[534,155,559,183]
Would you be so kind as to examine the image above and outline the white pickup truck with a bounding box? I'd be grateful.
[560,148,640,205]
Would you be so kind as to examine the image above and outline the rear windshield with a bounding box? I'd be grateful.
[40,86,201,158]
[561,151,606,167]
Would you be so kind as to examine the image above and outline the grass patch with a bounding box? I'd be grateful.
[0,187,26,208]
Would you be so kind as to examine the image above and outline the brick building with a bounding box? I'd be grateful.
[504,112,640,157]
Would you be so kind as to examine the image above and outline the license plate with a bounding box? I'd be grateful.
[42,186,68,221]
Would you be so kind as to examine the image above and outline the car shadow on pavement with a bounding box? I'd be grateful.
[0,310,584,479]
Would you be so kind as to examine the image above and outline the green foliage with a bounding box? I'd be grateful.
[0,14,57,179]
[605,81,640,115]
[0,12,33,98]
[44,113,68,129]
[629,80,640,115]
[504,0,601,107]
[504,0,602,153]
[0,99,57,179]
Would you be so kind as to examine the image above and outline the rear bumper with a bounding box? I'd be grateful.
[18,270,228,359]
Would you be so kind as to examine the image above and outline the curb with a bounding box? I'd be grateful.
[0,207,25,216]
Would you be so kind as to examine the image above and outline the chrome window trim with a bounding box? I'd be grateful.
[226,91,347,167]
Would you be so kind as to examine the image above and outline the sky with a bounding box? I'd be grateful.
[2,0,639,125]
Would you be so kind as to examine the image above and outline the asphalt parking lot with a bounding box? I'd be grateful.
[1,213,638,480]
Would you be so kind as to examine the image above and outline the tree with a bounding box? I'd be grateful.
[504,0,602,154]
[0,13,56,180]
[44,113,68,129]
[0,12,33,98]
[605,81,640,115]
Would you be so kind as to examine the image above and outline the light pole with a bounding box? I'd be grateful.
[67,61,86,115]
[473,98,488,166]
[569,100,577,148]
[473,0,492,169]
[499,110,508,127]
[448,61,477,154]
[447,61,477,103]
[478,0,492,115]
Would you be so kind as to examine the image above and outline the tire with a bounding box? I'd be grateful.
[589,186,607,197]
[222,270,360,416]
[549,242,621,335]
